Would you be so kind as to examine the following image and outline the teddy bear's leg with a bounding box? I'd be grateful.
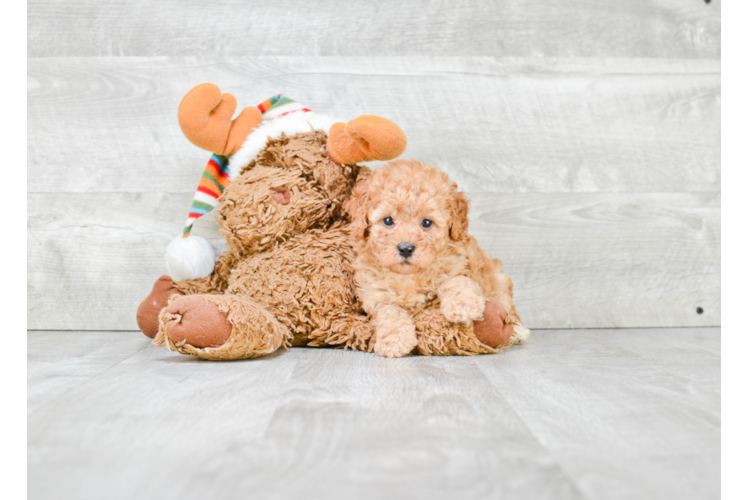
[136,275,185,338]
[308,313,375,352]
[136,267,233,339]
[154,294,292,361]
[413,304,496,356]
[473,299,518,348]
[491,271,531,346]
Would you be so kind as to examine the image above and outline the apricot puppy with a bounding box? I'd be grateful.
[346,160,530,358]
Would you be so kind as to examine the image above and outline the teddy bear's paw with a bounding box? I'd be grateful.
[473,299,514,348]
[137,275,184,338]
[440,289,486,324]
[509,322,531,345]
[164,296,233,349]
[374,326,418,358]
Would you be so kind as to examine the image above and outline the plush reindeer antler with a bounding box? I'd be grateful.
[177,83,263,155]
[327,115,407,164]
[178,83,406,162]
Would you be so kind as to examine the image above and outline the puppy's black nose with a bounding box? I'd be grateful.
[397,242,415,258]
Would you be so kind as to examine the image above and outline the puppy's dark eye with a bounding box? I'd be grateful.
[383,217,394,227]
[421,219,433,229]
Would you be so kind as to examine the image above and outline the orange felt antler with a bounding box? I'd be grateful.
[177,83,263,156]
[327,115,407,164]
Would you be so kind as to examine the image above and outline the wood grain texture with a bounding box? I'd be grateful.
[474,327,720,500]
[718,194,748,314]
[27,0,720,59]
[27,57,720,194]
[27,328,720,500]
[716,59,748,193]
[27,191,719,331]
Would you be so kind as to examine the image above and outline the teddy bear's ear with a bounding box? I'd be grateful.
[178,83,262,155]
[345,179,371,241]
[449,190,470,241]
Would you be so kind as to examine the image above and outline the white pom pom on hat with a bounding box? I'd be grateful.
[165,235,216,282]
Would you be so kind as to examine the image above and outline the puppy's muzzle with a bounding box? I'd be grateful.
[397,242,415,258]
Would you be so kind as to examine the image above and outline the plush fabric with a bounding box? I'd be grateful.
[155,292,290,360]
[327,115,408,164]
[182,154,230,237]
[227,110,340,179]
[163,295,234,349]
[473,299,515,348]
[256,94,312,119]
[136,275,184,338]
[164,234,216,282]
[177,83,262,155]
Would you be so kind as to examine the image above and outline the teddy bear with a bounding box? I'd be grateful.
[136,84,518,360]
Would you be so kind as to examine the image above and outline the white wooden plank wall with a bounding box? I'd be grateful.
[28,1,720,59]
[27,0,721,331]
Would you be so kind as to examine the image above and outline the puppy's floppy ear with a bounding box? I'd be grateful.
[345,179,371,241]
[449,189,470,241]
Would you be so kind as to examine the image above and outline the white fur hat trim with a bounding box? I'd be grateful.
[227,110,340,178]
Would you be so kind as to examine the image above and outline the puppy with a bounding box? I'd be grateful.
[346,160,530,358]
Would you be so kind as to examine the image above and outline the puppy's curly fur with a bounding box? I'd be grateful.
[346,160,530,358]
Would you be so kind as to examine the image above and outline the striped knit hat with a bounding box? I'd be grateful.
[257,94,311,120]
[166,95,312,282]
[182,153,230,237]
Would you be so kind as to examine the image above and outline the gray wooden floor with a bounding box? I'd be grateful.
[28,328,720,500]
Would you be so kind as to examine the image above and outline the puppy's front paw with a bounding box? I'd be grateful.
[374,326,417,358]
[441,290,486,324]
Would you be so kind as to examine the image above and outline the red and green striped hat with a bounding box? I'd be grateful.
[256,94,311,120]
[182,153,230,237]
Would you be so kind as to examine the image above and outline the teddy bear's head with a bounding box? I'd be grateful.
[165,86,406,282]
[216,131,360,257]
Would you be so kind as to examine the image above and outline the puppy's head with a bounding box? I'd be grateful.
[346,160,469,275]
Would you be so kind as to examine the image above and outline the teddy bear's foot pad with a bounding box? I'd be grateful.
[154,294,291,360]
[164,296,233,349]
[137,275,184,338]
[473,299,515,348]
